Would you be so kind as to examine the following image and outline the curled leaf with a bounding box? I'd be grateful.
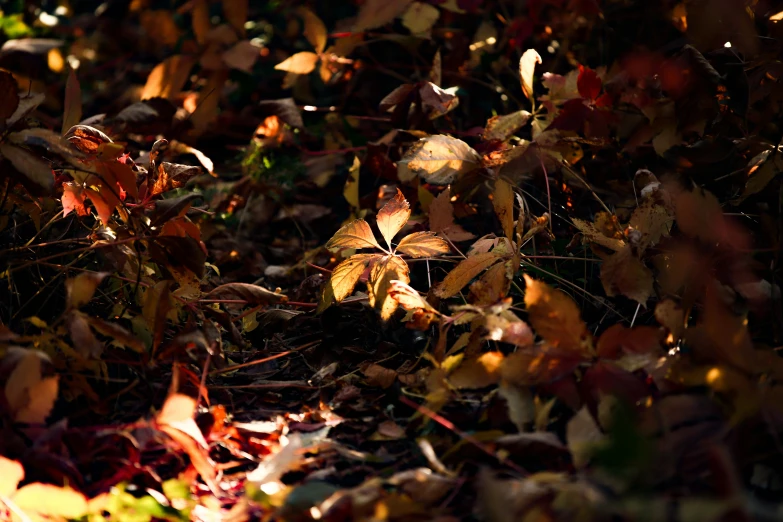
[205,283,288,305]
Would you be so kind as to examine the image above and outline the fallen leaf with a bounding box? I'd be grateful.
[205,283,288,305]
[363,363,398,388]
[483,110,532,141]
[433,252,501,298]
[572,217,625,251]
[523,274,591,354]
[354,0,415,31]
[398,134,482,185]
[566,406,605,468]
[599,246,654,306]
[0,143,53,190]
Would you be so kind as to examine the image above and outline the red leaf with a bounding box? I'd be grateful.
[577,65,602,101]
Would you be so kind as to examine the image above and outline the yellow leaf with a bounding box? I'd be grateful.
[4,348,58,424]
[388,280,437,312]
[376,188,410,249]
[61,66,81,135]
[65,271,108,309]
[344,155,360,209]
[492,179,515,240]
[368,255,410,320]
[296,6,327,54]
[329,253,376,302]
[142,55,196,100]
[0,456,23,496]
[519,49,542,104]
[449,352,504,389]
[274,52,319,74]
[13,483,88,520]
[433,252,501,298]
[523,274,590,355]
[326,219,383,251]
[396,231,450,258]
[402,2,440,35]
[398,134,481,185]
[599,245,654,306]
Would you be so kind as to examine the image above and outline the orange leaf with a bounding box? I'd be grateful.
[492,179,515,240]
[274,52,319,74]
[429,187,475,242]
[62,183,89,217]
[84,187,112,223]
[599,246,654,306]
[396,231,449,258]
[376,188,411,249]
[433,252,501,298]
[523,274,590,355]
[326,219,383,251]
[327,253,376,303]
[368,255,410,320]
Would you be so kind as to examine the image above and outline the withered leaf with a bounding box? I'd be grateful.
[429,188,475,242]
[434,252,502,298]
[62,66,82,134]
[205,283,288,305]
[396,231,450,258]
[368,254,410,320]
[483,110,532,141]
[0,143,53,191]
[148,236,206,277]
[151,162,201,196]
[376,188,410,249]
[571,217,625,251]
[519,49,542,103]
[398,135,482,185]
[326,219,383,251]
[600,246,654,306]
[523,274,590,355]
[388,280,437,313]
[493,178,515,240]
[501,347,583,386]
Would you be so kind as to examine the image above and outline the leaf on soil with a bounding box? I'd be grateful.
[519,49,542,104]
[433,252,502,298]
[326,219,383,251]
[376,188,411,249]
[483,110,532,141]
[353,0,415,31]
[398,134,482,185]
[396,231,450,257]
[0,142,53,190]
[66,271,108,309]
[275,52,319,74]
[3,347,58,424]
[205,283,288,305]
[523,274,591,354]
[492,178,515,240]
[449,352,504,389]
[599,246,654,306]
[571,217,625,251]
[429,188,475,241]
[363,363,398,388]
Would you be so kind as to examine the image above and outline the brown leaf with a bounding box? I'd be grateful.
[3,348,58,424]
[396,231,450,258]
[429,188,475,242]
[6,92,44,128]
[205,283,288,305]
[151,162,201,196]
[599,246,654,306]
[674,186,723,243]
[376,188,411,249]
[628,198,673,251]
[0,143,53,190]
[434,252,502,298]
[86,316,146,352]
[493,179,515,240]
[655,299,685,339]
[141,54,196,100]
[419,82,459,119]
[368,255,410,320]
[449,352,504,389]
[483,110,532,141]
[572,217,625,251]
[62,66,82,135]
[596,324,662,359]
[501,347,583,385]
[63,124,112,155]
[0,71,19,122]
[326,219,383,251]
[354,0,415,31]
[402,2,440,35]
[222,40,260,72]
[65,271,108,309]
[469,260,512,305]
[139,10,181,47]
[388,280,437,313]
[523,274,590,354]
[297,6,327,54]
[398,134,482,185]
[274,52,319,74]
[363,363,398,388]
[519,49,542,103]
[67,311,104,358]
[223,0,248,36]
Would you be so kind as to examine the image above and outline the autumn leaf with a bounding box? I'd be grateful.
[326,219,383,251]
[205,283,288,305]
[398,134,482,185]
[519,49,542,104]
[500,347,584,386]
[327,253,375,303]
[433,252,502,298]
[402,2,440,35]
[297,6,327,54]
[571,217,625,252]
[492,178,515,240]
[0,142,54,190]
[66,271,108,309]
[449,352,504,389]
[274,52,319,75]
[429,188,475,242]
[376,188,411,249]
[396,231,450,257]
[62,66,82,134]
[599,246,654,306]
[483,110,532,141]
[388,279,438,313]
[577,65,602,101]
[368,255,410,320]
[3,347,59,424]
[354,0,415,31]
[523,274,591,355]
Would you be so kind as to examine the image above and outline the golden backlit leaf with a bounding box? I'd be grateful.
[297,6,327,54]
[433,252,501,298]
[274,52,319,74]
[396,231,450,258]
[449,352,504,389]
[142,55,196,100]
[139,10,181,47]
[4,348,58,424]
[398,134,482,185]
[329,253,375,302]
[519,49,542,104]
[368,255,410,320]
[0,456,23,496]
[523,274,590,354]
[65,271,108,309]
[388,279,437,312]
[492,178,515,240]
[599,246,654,306]
[13,483,88,520]
[326,219,383,251]
[376,188,411,249]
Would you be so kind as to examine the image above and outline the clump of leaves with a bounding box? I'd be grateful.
[320,189,449,319]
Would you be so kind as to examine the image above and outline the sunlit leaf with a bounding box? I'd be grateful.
[492,179,515,240]
[396,231,449,258]
[329,253,376,302]
[204,283,288,305]
[376,188,411,249]
[368,255,410,320]
[65,271,108,309]
[523,274,591,355]
[434,252,501,298]
[398,134,482,185]
[326,219,383,251]
[519,49,542,104]
[274,52,319,74]
[388,280,437,312]
[571,217,625,251]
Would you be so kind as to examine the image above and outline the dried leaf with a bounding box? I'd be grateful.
[434,252,501,298]
[7,92,44,128]
[655,299,685,339]
[501,347,583,385]
[483,110,532,141]
[222,40,260,72]
[396,231,450,258]
[566,406,604,468]
[523,274,590,354]
[402,2,440,35]
[519,49,542,104]
[429,188,475,242]
[66,271,108,309]
[274,52,319,74]
[363,363,398,388]
[354,0,415,31]
[297,6,327,54]
[205,283,288,305]
[326,219,383,251]
[600,246,654,306]
[449,352,504,389]
[571,217,625,251]
[4,348,58,424]
[388,280,437,312]
[328,253,376,303]
[493,179,515,240]
[0,143,53,190]
[368,255,410,320]
[150,161,201,196]
[628,199,673,251]
[398,134,482,185]
[62,66,81,134]
[377,188,411,249]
